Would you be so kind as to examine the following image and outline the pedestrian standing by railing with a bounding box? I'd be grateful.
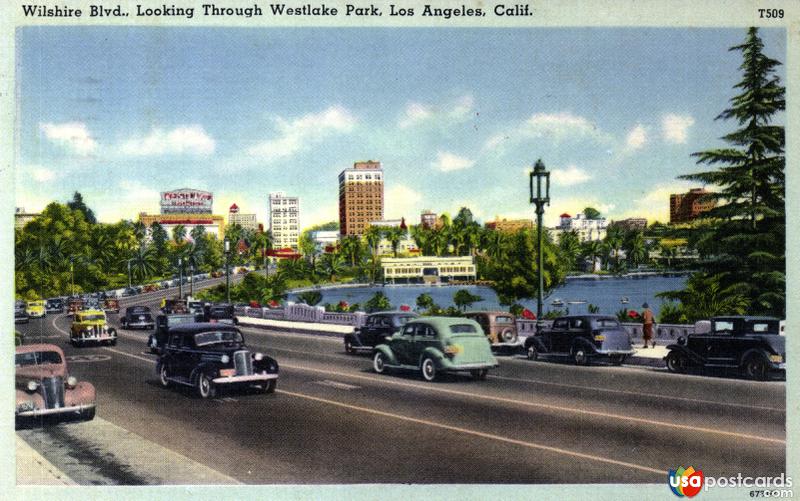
[641,302,655,348]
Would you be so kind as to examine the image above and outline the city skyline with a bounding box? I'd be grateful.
[15,27,785,228]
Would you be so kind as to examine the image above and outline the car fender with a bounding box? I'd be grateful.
[373,344,398,365]
[66,381,96,406]
[525,336,548,353]
[571,337,597,354]
[190,363,218,384]
[419,347,446,367]
[665,345,704,365]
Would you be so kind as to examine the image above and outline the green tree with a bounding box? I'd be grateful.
[384,226,405,257]
[364,291,392,313]
[678,28,785,317]
[453,289,483,312]
[172,224,187,245]
[580,239,603,272]
[416,293,435,310]
[557,230,581,272]
[338,234,363,267]
[66,191,97,224]
[657,274,749,322]
[583,207,601,220]
[296,290,323,306]
[623,231,647,268]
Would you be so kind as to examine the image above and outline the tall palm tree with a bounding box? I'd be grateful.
[190,225,206,243]
[581,239,603,272]
[128,245,158,283]
[172,224,187,245]
[603,225,625,269]
[132,220,147,246]
[338,235,363,267]
[250,231,273,272]
[320,252,346,281]
[384,226,405,258]
[624,231,647,267]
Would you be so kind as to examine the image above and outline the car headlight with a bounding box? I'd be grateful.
[27,380,40,392]
[220,355,230,364]
[66,376,78,388]
[769,354,783,363]
[254,352,263,361]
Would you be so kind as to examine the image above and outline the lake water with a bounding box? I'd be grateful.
[287,274,688,317]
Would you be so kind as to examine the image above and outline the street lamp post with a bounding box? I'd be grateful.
[70,260,75,296]
[529,159,550,333]
[127,258,133,288]
[178,257,183,299]
[224,238,231,304]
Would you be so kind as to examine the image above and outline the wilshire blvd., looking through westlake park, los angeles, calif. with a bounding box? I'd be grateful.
[9,15,788,498]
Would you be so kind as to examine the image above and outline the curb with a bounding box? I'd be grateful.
[16,435,76,486]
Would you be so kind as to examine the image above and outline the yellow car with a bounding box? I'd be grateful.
[70,310,117,347]
[25,300,46,319]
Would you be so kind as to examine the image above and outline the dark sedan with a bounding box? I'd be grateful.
[45,298,65,314]
[121,306,155,330]
[344,311,419,354]
[524,314,635,365]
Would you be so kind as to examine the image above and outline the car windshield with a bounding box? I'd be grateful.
[450,324,478,334]
[195,330,243,346]
[167,315,195,326]
[79,315,105,322]
[494,316,514,324]
[16,351,62,367]
[593,318,621,328]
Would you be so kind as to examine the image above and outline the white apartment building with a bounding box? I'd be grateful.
[553,212,608,242]
[269,192,300,251]
[227,203,259,232]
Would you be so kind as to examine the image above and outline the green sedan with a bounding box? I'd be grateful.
[373,317,499,382]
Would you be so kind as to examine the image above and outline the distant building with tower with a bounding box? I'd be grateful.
[227,203,259,232]
[553,212,608,242]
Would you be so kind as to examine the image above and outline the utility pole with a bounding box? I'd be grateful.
[529,159,550,333]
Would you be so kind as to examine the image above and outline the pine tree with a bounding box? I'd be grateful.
[678,28,785,317]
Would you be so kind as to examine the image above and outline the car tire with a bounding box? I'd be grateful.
[196,372,216,399]
[259,379,277,394]
[743,354,768,381]
[81,407,96,421]
[470,368,488,380]
[572,346,589,366]
[420,357,437,382]
[500,329,517,343]
[373,351,388,374]
[610,354,626,366]
[344,340,355,355]
[159,364,172,388]
[526,344,539,361]
[665,351,688,373]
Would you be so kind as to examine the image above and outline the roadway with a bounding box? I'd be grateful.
[15,286,786,484]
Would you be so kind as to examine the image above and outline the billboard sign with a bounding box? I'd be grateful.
[160,189,213,214]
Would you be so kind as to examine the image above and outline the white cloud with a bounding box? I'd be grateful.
[120,125,215,156]
[625,124,648,151]
[398,103,433,128]
[432,151,475,172]
[397,94,474,129]
[247,106,356,161]
[550,165,592,186]
[385,184,423,220]
[661,114,695,144]
[524,112,601,140]
[40,122,97,155]
[95,181,160,222]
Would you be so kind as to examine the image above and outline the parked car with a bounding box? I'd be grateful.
[523,314,635,365]
[157,323,279,398]
[15,343,95,426]
[148,313,204,354]
[373,317,498,381]
[121,287,138,297]
[68,298,85,315]
[204,303,238,325]
[45,298,65,314]
[345,311,419,354]
[26,300,47,319]
[15,303,29,324]
[121,306,155,330]
[161,298,188,314]
[463,311,523,353]
[70,310,117,346]
[187,301,204,316]
[103,298,120,314]
[665,316,786,380]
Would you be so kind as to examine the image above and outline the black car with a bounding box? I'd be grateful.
[203,303,238,325]
[45,298,65,314]
[15,304,29,324]
[344,311,419,354]
[121,287,138,297]
[524,314,635,365]
[148,313,204,354]
[156,323,279,398]
[121,306,155,330]
[665,316,785,380]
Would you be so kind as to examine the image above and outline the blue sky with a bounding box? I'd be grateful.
[16,27,785,228]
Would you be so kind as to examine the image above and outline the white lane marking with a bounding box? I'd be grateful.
[239,331,785,413]
[279,363,785,445]
[66,354,112,363]
[276,389,665,476]
[314,380,360,390]
[104,347,157,364]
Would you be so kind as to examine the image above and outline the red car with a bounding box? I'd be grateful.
[15,344,96,426]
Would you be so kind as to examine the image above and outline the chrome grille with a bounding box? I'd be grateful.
[233,350,253,376]
[42,376,65,409]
